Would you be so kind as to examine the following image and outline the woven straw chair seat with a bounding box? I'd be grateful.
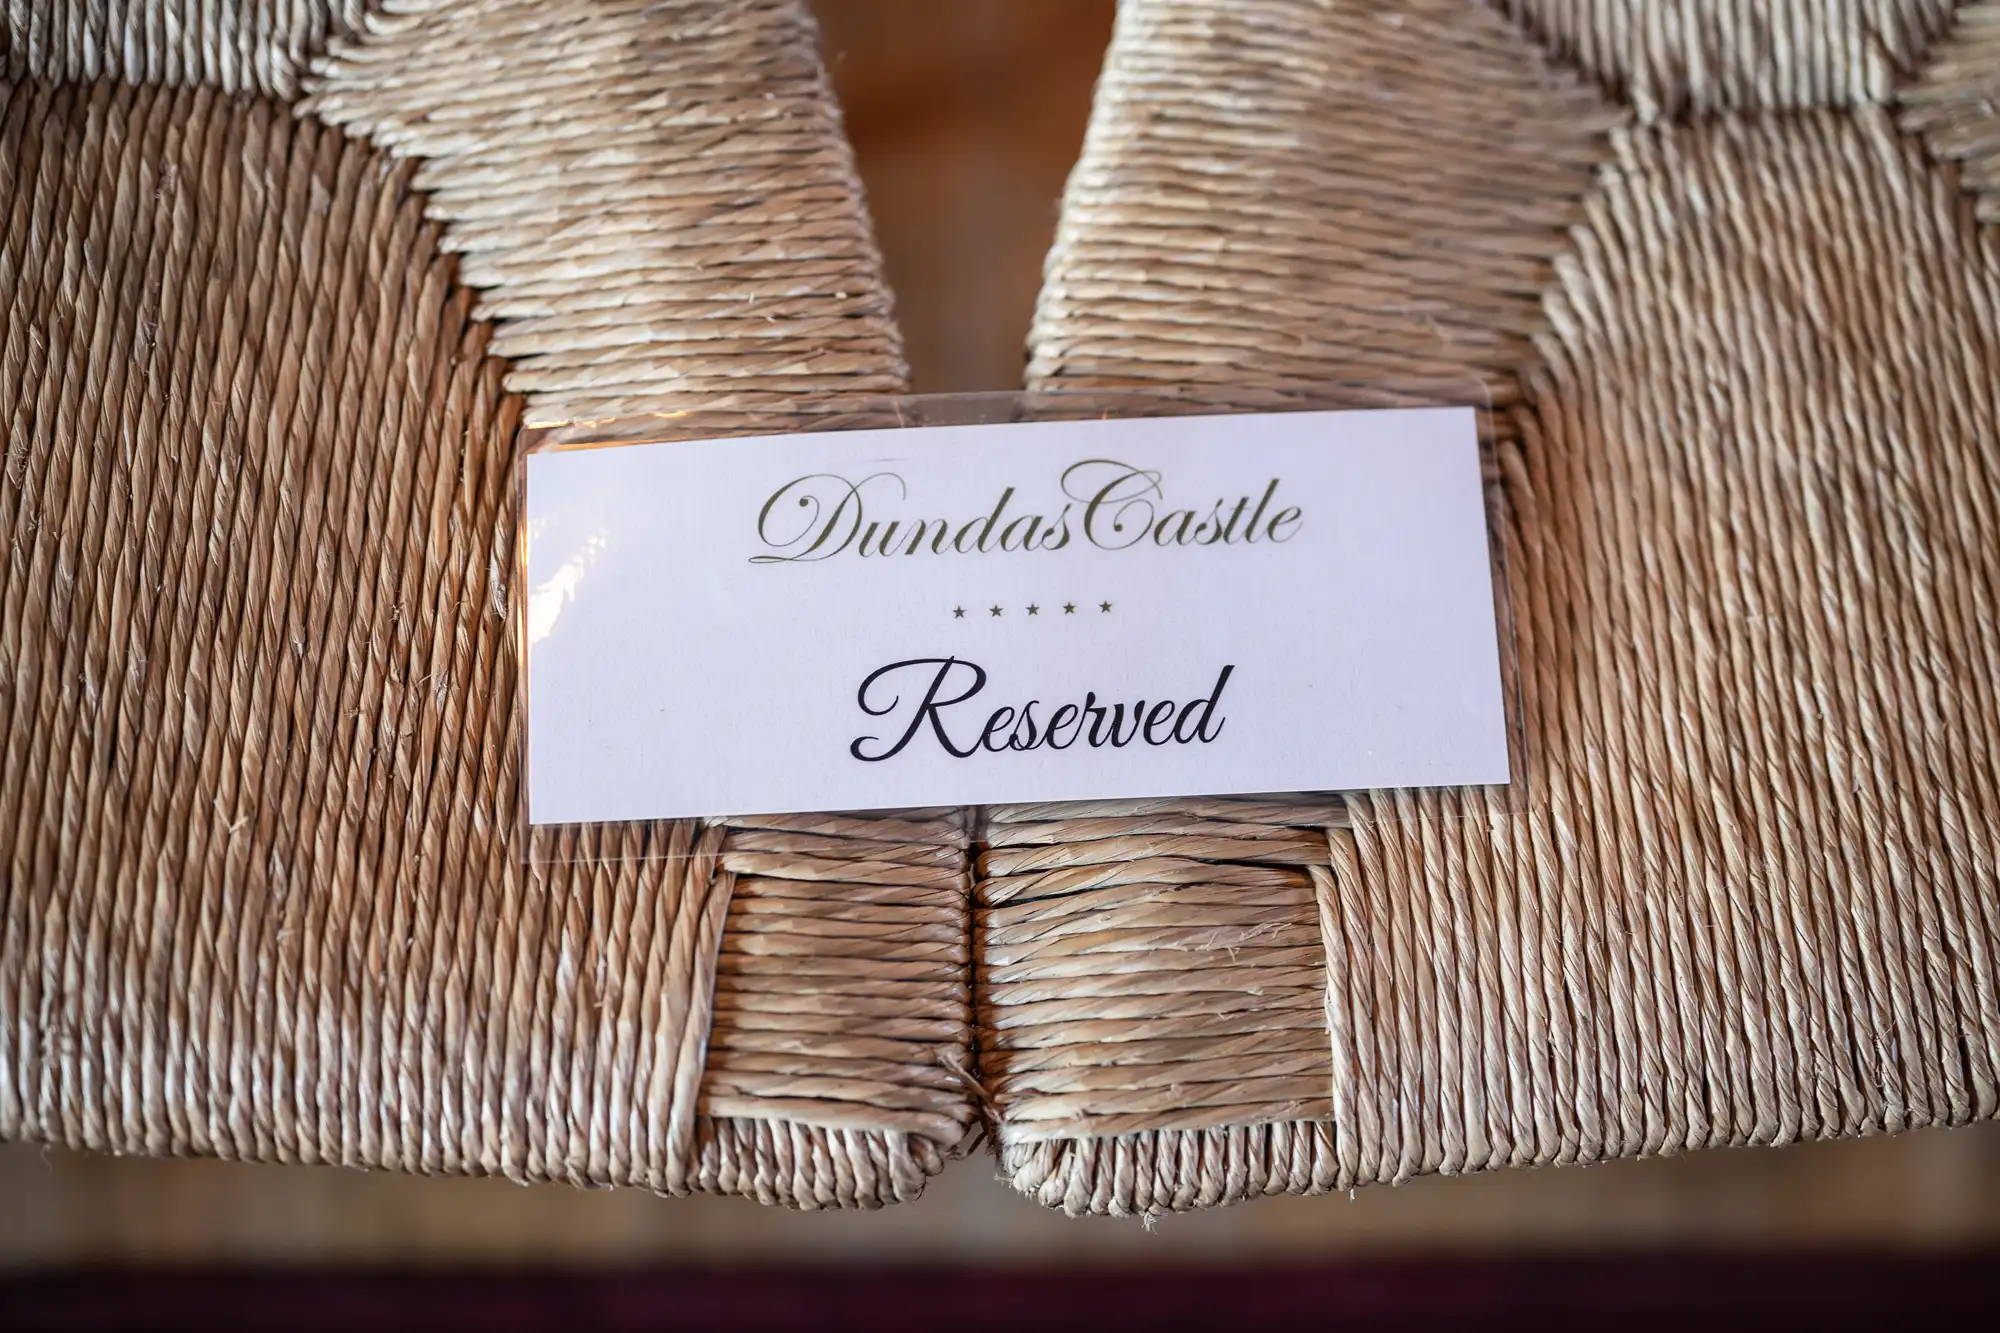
[6,0,2000,1220]
[993,0,2000,1215]
[0,0,973,1209]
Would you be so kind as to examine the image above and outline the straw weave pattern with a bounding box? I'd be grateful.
[1,0,367,96]
[1023,0,1622,418]
[0,1,974,1209]
[303,0,909,427]
[1500,1,1962,120]
[1004,0,2000,1216]
[1901,2,2000,222]
[11,0,2000,1220]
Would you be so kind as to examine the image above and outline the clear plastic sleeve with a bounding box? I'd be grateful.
[516,381,1530,864]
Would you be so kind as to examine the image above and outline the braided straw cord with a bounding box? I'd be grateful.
[2,2,976,1210]
[1,1,367,96]
[1901,2,2000,223]
[1001,0,2000,1216]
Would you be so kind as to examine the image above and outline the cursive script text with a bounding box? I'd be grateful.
[754,460,1302,564]
[849,657,1235,762]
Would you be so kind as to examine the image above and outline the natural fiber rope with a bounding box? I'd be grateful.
[302,0,909,427]
[1,1,368,97]
[1901,2,2000,223]
[980,797,1347,1144]
[1023,0,1622,412]
[1499,1,1962,121]
[1428,104,2000,1167]
[703,810,974,1148]
[1000,0,2000,1216]
[1,1,975,1209]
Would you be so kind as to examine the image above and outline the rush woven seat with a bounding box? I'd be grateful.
[0,0,974,1207]
[989,0,2000,1215]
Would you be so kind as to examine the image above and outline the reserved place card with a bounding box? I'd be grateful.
[524,408,1509,824]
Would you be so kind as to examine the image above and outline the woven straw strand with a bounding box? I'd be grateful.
[1900,1,2000,223]
[1498,1,1964,121]
[0,83,551,1174]
[1326,108,2000,1177]
[2,1,369,96]
[1026,0,1622,410]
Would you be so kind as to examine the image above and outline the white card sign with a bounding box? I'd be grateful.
[524,408,1509,824]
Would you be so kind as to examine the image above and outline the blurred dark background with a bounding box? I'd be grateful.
[816,0,1114,393]
[4,0,1997,1316]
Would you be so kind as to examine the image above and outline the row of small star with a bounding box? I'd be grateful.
[953,601,1113,618]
